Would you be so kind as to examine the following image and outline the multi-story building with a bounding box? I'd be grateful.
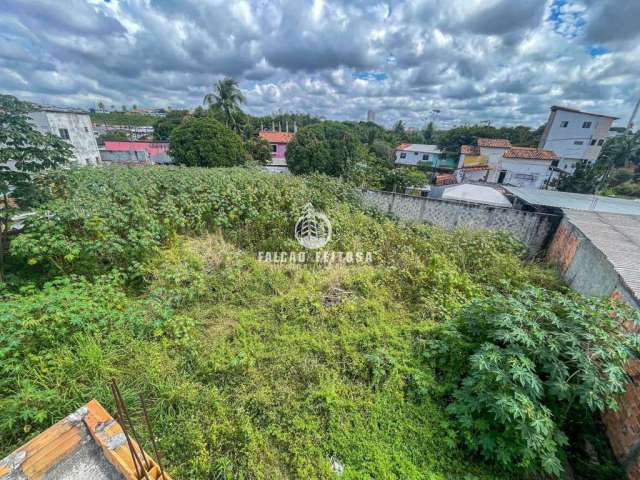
[538,105,618,174]
[28,107,100,166]
[456,138,557,189]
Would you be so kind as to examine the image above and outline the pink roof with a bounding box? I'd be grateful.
[259,131,294,144]
[103,141,169,156]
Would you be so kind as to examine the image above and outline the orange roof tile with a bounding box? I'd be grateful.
[477,138,512,148]
[461,145,480,155]
[258,131,294,144]
[396,143,411,150]
[503,147,558,160]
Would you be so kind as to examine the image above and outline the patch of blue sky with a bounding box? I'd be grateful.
[547,0,585,38]
[352,71,388,81]
[588,45,609,57]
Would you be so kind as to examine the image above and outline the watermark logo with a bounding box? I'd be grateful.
[257,203,373,265]
[294,203,332,249]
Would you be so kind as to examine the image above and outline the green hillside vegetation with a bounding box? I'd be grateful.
[1,167,634,479]
[91,111,158,126]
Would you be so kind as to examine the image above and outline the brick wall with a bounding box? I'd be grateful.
[547,218,640,479]
[603,358,640,478]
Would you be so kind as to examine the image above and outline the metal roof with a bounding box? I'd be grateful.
[396,144,442,154]
[505,187,640,216]
[563,210,640,302]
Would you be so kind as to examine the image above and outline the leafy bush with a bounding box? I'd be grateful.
[169,116,246,167]
[427,287,640,477]
[9,166,360,280]
[286,121,364,176]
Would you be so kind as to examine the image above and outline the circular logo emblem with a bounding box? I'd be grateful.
[294,203,332,249]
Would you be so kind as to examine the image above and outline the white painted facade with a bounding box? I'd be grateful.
[539,106,616,173]
[395,144,441,166]
[497,158,552,189]
[29,110,100,166]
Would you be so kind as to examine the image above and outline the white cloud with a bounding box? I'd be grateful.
[0,0,638,128]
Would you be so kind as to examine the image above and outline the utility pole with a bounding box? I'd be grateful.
[627,96,640,132]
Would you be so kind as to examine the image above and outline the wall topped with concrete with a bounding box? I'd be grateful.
[361,190,559,254]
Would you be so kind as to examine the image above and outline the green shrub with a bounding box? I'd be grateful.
[426,287,640,477]
[286,121,363,177]
[169,116,246,167]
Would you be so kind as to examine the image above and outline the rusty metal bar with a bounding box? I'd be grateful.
[139,393,167,480]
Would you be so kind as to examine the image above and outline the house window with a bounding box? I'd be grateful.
[573,140,584,145]
[590,139,597,145]
[582,121,592,128]
[422,154,429,161]
[59,128,70,139]
[597,139,604,146]
[560,121,569,128]
[400,152,406,159]
[270,144,277,153]
[514,173,535,181]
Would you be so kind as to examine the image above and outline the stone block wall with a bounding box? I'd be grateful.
[361,190,559,254]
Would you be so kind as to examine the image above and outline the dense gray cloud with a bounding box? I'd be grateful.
[0,0,638,128]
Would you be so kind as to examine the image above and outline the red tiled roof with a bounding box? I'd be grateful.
[435,174,457,186]
[503,147,558,160]
[258,131,295,143]
[396,143,411,150]
[461,145,480,155]
[477,138,512,148]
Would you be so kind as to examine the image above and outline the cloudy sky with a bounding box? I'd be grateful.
[1,0,639,128]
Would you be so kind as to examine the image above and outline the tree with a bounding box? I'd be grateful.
[121,105,127,112]
[97,101,105,111]
[423,121,435,143]
[97,131,129,144]
[286,122,362,177]
[153,110,188,141]
[203,77,246,131]
[598,133,640,178]
[393,120,405,135]
[169,116,245,168]
[0,94,72,280]
[382,168,428,192]
[245,137,272,165]
[556,162,602,194]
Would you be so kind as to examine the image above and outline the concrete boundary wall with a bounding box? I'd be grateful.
[361,190,559,254]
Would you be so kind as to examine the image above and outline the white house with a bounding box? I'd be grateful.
[394,143,457,169]
[456,138,557,189]
[29,107,100,166]
[538,105,617,174]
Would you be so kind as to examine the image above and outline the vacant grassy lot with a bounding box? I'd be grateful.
[0,167,625,479]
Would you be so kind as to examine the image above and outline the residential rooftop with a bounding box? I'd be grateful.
[550,105,619,120]
[505,186,640,216]
[395,143,442,153]
[562,209,640,305]
[503,147,558,160]
[476,138,511,148]
[258,131,294,143]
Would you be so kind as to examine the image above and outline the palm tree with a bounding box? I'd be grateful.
[203,78,246,131]
[597,133,640,189]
